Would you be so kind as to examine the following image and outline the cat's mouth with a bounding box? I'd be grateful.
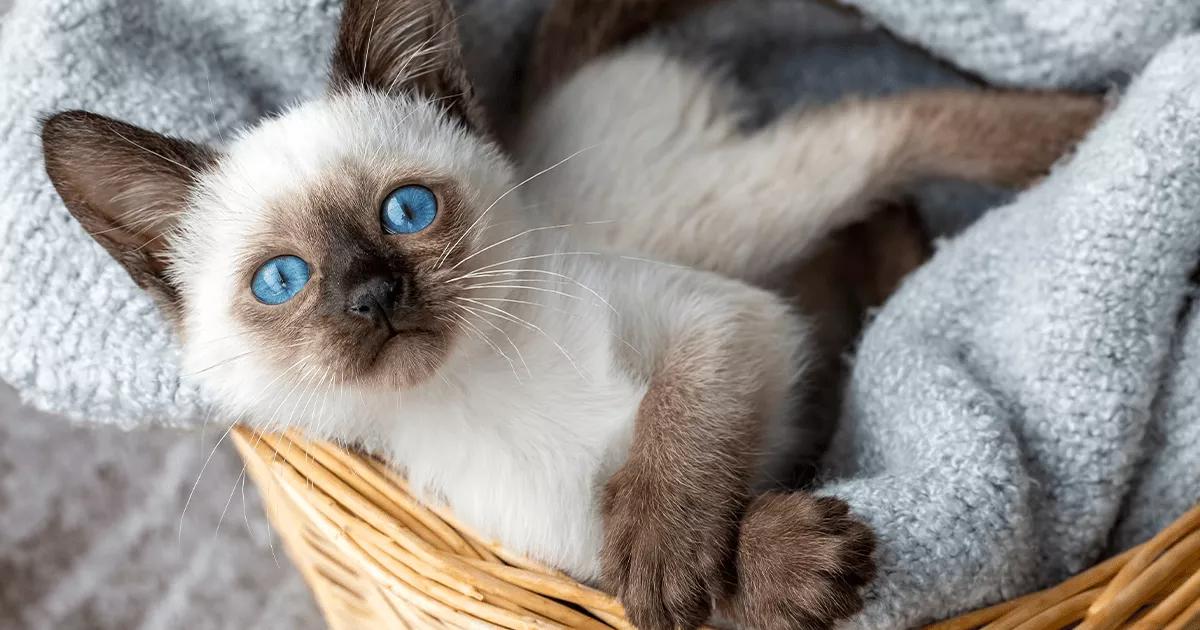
[380,317,432,337]
[384,327,436,343]
[371,326,436,358]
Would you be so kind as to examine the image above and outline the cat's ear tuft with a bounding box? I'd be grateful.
[40,110,217,323]
[329,0,489,134]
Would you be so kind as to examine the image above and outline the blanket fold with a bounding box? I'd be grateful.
[824,33,1200,624]
[1,0,1197,626]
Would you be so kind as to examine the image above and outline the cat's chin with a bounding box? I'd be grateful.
[353,328,453,391]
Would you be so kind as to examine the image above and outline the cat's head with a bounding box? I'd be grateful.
[40,0,525,426]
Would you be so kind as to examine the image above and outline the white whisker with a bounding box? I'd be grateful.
[181,339,310,377]
[239,466,253,541]
[460,283,581,301]
[619,254,687,269]
[452,311,523,383]
[456,298,588,381]
[104,123,200,178]
[458,295,578,319]
[310,368,338,440]
[456,267,618,315]
[362,0,381,87]
[435,146,599,270]
[178,352,313,545]
[212,466,247,540]
[447,221,612,272]
[457,251,603,277]
[458,308,532,379]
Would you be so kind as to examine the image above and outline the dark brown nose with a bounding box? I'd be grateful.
[345,273,413,329]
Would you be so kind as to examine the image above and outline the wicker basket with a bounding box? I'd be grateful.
[231,426,1200,629]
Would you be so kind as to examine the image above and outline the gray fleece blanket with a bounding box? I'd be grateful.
[2,0,1198,627]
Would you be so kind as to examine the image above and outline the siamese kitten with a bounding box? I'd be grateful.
[41,0,1102,628]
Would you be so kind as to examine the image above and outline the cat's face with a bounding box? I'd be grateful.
[176,90,520,396]
[40,0,520,427]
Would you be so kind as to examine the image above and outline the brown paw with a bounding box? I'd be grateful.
[720,492,876,630]
[600,463,739,630]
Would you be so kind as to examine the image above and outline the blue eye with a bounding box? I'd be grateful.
[381,185,438,234]
[251,255,310,305]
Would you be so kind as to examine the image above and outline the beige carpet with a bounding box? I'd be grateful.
[0,383,322,629]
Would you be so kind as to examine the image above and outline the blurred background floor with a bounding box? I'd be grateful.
[0,384,322,629]
[0,1,319,628]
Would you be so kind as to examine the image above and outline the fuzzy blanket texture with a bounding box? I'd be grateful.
[1,0,1199,627]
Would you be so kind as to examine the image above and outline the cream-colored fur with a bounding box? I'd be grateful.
[517,48,913,283]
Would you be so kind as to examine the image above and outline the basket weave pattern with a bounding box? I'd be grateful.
[231,427,1200,629]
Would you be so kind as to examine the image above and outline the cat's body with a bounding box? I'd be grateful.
[178,86,806,581]
[41,1,1104,627]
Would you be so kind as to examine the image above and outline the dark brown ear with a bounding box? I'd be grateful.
[40,110,217,322]
[329,0,489,134]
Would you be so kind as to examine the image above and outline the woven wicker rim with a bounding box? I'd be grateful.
[231,426,1200,629]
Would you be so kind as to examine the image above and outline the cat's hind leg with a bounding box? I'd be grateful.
[650,88,1105,280]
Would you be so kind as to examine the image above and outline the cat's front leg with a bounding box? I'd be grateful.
[598,266,865,629]
[598,273,790,629]
[600,341,878,630]
[599,364,751,629]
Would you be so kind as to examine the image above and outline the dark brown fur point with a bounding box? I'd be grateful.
[231,169,478,390]
[602,326,882,630]
[601,347,760,630]
[718,492,877,630]
[895,89,1105,187]
[40,110,218,323]
[329,0,491,135]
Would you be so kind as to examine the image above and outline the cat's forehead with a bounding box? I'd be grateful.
[192,88,507,228]
[169,89,512,287]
